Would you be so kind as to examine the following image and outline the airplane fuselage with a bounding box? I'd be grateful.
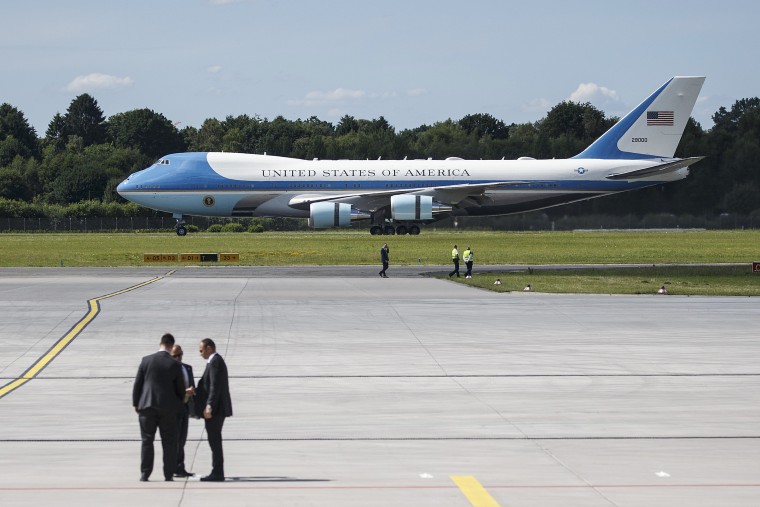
[118,152,686,218]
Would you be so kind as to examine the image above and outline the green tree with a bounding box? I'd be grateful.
[44,113,67,153]
[62,94,106,147]
[411,120,478,158]
[458,113,509,140]
[0,103,39,165]
[0,165,32,201]
[712,98,760,134]
[336,115,360,135]
[107,108,186,159]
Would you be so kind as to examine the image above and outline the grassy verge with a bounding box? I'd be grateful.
[1,229,759,266]
[444,265,760,296]
[0,230,759,295]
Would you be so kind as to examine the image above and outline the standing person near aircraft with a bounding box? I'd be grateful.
[379,243,389,278]
[132,333,185,482]
[196,338,233,482]
[463,246,473,278]
[449,245,460,278]
[171,344,196,478]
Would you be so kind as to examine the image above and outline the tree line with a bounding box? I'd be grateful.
[1,93,759,220]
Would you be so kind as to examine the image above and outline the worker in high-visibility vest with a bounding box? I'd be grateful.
[463,246,473,278]
[448,244,460,278]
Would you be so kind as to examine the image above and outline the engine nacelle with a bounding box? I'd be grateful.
[390,194,433,221]
[309,202,352,228]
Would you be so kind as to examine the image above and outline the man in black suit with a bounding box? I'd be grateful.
[171,344,196,478]
[132,333,185,482]
[196,338,233,482]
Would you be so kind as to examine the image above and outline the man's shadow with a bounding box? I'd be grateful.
[223,476,331,483]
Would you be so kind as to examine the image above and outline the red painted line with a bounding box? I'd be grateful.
[1,483,760,492]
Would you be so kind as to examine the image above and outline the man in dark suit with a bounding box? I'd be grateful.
[196,338,233,482]
[132,333,185,482]
[171,344,196,478]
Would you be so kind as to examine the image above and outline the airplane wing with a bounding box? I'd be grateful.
[288,181,529,210]
[605,157,704,180]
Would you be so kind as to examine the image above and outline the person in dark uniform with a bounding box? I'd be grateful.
[448,244,460,277]
[171,344,196,478]
[379,243,389,278]
[196,338,233,482]
[132,333,185,482]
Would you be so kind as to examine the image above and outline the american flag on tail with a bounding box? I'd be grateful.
[647,111,674,126]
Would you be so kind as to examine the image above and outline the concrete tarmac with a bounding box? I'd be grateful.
[0,267,758,506]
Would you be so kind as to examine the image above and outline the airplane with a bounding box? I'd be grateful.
[117,76,705,236]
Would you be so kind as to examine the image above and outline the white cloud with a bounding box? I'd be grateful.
[65,73,134,93]
[288,87,421,108]
[406,88,428,97]
[288,88,367,107]
[522,98,551,113]
[207,65,223,74]
[208,0,244,5]
[569,82,620,104]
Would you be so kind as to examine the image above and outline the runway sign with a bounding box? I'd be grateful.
[143,253,178,262]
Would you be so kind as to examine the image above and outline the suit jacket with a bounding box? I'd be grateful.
[181,362,196,416]
[195,353,233,418]
[132,350,185,413]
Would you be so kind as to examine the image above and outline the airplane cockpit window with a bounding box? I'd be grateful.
[155,159,171,166]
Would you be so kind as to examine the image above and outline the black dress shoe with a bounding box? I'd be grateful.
[165,477,174,482]
[139,475,149,482]
[174,471,195,478]
[200,475,225,482]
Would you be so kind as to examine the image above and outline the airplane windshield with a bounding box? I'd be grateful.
[155,159,171,166]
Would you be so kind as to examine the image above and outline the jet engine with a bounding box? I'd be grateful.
[308,202,370,228]
[391,195,432,220]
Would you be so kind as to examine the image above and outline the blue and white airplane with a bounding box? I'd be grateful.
[117,76,705,236]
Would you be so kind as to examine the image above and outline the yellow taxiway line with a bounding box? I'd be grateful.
[0,272,171,399]
[451,476,501,507]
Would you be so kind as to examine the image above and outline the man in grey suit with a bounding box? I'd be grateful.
[132,333,185,482]
[196,338,233,482]
[171,344,196,478]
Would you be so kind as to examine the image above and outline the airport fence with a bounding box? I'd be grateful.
[1,213,759,232]
[0,216,309,232]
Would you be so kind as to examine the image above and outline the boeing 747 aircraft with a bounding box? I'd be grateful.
[117,76,705,235]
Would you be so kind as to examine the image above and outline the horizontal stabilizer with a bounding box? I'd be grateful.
[605,157,704,180]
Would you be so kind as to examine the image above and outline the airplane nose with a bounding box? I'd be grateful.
[116,176,131,196]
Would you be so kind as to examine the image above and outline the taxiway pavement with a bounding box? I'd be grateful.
[0,267,758,506]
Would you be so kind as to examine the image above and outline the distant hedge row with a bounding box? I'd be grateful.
[0,198,154,218]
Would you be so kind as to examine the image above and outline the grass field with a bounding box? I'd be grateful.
[1,230,758,295]
[450,265,760,296]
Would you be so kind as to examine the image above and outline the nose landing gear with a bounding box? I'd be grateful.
[174,215,187,236]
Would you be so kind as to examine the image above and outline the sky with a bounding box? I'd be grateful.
[2,0,759,137]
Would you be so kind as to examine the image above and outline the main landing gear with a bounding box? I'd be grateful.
[369,224,421,235]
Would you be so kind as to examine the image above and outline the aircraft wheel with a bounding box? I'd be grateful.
[396,225,408,235]
[176,226,188,236]
[383,225,396,235]
[409,225,420,235]
[370,225,383,235]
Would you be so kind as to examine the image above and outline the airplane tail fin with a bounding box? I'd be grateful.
[573,76,705,160]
